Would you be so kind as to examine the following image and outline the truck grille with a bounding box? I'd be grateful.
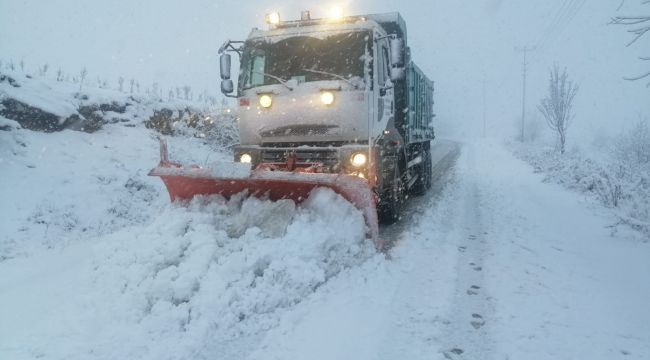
[260,124,340,138]
[261,148,340,166]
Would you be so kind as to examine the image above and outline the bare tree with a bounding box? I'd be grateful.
[538,65,579,154]
[19,59,25,72]
[56,68,63,81]
[183,85,191,100]
[118,76,125,92]
[611,1,650,86]
[129,78,135,94]
[79,67,88,92]
[39,63,49,76]
[151,82,160,99]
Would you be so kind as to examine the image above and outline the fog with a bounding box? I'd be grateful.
[1,0,648,143]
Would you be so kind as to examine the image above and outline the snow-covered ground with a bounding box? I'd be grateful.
[240,139,650,360]
[2,117,648,359]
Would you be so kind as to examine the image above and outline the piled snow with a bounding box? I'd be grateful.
[0,188,372,360]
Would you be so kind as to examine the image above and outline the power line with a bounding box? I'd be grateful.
[533,0,574,49]
[536,0,578,50]
[536,0,587,51]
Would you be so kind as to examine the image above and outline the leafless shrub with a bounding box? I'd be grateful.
[538,65,579,154]
[596,171,624,207]
[39,63,49,76]
[79,67,88,92]
[613,117,650,174]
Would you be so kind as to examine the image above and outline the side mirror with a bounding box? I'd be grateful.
[221,79,234,94]
[390,38,404,67]
[390,67,405,82]
[220,54,232,80]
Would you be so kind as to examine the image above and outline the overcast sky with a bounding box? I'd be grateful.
[1,0,648,141]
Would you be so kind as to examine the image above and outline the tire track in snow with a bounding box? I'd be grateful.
[381,140,462,250]
[440,143,496,360]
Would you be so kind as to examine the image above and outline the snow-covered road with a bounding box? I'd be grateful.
[242,139,650,360]
[1,133,648,360]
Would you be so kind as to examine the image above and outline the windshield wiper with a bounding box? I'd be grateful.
[252,71,294,91]
[302,68,359,89]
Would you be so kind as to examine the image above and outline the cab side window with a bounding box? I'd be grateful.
[379,45,390,86]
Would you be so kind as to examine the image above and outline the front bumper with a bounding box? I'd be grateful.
[234,145,373,179]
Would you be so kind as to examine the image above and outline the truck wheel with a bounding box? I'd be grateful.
[411,147,432,196]
[424,147,433,190]
[379,165,405,224]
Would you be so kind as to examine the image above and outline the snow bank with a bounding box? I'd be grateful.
[510,141,650,237]
[0,119,227,260]
[0,188,372,360]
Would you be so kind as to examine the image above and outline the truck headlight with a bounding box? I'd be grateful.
[351,153,367,167]
[320,91,335,105]
[329,6,344,20]
[259,94,273,108]
[240,153,252,163]
[265,12,281,25]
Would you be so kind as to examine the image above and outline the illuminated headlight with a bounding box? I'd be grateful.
[240,153,252,163]
[329,6,344,20]
[351,153,367,167]
[259,94,273,108]
[265,12,281,25]
[320,91,335,105]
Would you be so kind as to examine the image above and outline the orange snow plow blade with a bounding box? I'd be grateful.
[149,141,379,247]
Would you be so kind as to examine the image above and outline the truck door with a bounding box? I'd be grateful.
[375,38,394,129]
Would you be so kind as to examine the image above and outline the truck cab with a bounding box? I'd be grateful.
[219,11,435,222]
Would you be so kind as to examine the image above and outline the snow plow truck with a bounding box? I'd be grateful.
[150,10,435,248]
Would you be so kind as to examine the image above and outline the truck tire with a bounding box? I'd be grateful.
[411,146,432,196]
[424,147,433,190]
[379,165,405,224]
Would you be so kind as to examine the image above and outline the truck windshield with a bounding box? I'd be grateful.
[239,31,371,90]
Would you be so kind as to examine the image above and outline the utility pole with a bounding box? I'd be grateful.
[482,75,486,138]
[515,46,535,142]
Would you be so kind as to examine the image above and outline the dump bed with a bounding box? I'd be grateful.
[405,61,435,144]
